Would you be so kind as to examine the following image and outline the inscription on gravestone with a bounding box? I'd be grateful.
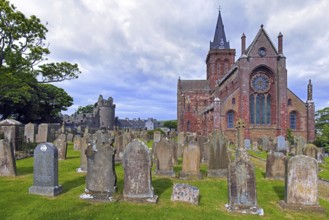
[171,183,199,205]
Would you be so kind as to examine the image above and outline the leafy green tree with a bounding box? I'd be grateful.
[75,104,94,114]
[163,120,177,130]
[0,1,80,122]
[314,107,329,152]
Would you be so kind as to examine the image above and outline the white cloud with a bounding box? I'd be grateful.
[10,0,329,119]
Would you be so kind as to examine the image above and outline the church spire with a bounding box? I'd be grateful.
[210,9,230,49]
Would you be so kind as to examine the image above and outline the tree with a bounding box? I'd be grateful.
[314,107,329,152]
[0,1,80,122]
[75,104,94,114]
[163,120,177,130]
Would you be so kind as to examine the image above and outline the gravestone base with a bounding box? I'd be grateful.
[76,167,87,173]
[179,171,202,180]
[278,200,325,213]
[124,195,158,204]
[225,204,264,215]
[154,170,176,177]
[80,190,116,202]
[29,185,62,196]
[207,169,227,178]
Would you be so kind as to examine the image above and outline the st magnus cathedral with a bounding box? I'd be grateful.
[177,10,315,143]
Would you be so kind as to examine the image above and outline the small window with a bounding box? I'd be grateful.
[290,111,297,129]
[232,98,236,105]
[187,121,191,131]
[288,99,292,106]
[227,111,235,128]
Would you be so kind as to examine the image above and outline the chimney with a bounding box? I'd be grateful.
[278,32,283,54]
[241,33,246,55]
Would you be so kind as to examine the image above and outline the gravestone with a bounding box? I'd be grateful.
[35,124,49,143]
[29,143,62,196]
[244,139,251,150]
[0,140,17,176]
[177,132,185,146]
[252,141,258,151]
[24,123,37,143]
[208,130,228,177]
[279,155,324,212]
[226,119,263,215]
[296,136,306,155]
[303,144,318,159]
[154,138,175,177]
[54,134,67,160]
[171,183,199,205]
[276,135,286,152]
[114,133,125,162]
[179,140,202,180]
[202,141,210,163]
[123,139,158,203]
[76,135,89,173]
[153,131,161,143]
[197,135,208,163]
[261,136,270,151]
[73,135,82,151]
[80,130,116,201]
[66,133,74,142]
[265,152,286,180]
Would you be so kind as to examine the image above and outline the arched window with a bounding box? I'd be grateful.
[290,111,297,129]
[250,94,271,125]
[227,111,235,128]
[187,121,191,131]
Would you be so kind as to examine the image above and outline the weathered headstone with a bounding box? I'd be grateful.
[114,133,125,162]
[153,131,161,143]
[35,124,49,143]
[76,135,89,173]
[208,130,228,177]
[66,133,74,142]
[80,130,116,201]
[154,138,175,177]
[53,134,67,160]
[279,155,324,212]
[303,144,318,159]
[179,140,202,180]
[276,135,287,152]
[252,141,258,151]
[0,140,17,176]
[29,143,62,196]
[171,183,199,205]
[73,135,82,151]
[24,123,37,143]
[296,136,306,155]
[226,119,263,215]
[122,139,158,203]
[265,152,286,180]
[244,139,251,150]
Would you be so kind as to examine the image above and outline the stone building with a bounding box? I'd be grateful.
[63,95,116,130]
[177,10,315,143]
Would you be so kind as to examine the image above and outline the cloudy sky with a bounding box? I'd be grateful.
[10,0,329,120]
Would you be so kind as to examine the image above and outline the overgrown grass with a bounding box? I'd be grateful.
[319,157,329,180]
[0,144,328,219]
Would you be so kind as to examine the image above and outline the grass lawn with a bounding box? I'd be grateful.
[0,143,329,220]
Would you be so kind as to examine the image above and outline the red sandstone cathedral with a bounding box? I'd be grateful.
[177,10,315,143]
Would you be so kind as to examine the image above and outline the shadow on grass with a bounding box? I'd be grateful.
[66,155,80,159]
[17,165,33,176]
[153,178,173,197]
[61,176,85,193]
[273,185,285,200]
[261,171,266,178]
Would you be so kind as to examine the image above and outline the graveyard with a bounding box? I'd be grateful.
[1,140,329,220]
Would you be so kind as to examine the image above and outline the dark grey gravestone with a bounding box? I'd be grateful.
[123,139,158,203]
[171,183,199,205]
[265,152,286,180]
[154,138,175,177]
[0,139,17,176]
[29,143,62,196]
[80,130,116,201]
[279,155,324,212]
[208,130,228,177]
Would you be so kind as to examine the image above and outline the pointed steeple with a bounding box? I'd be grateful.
[210,10,230,49]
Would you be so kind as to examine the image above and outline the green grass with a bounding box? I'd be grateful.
[0,144,329,219]
[319,157,329,180]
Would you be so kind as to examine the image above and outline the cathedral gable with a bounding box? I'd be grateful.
[246,27,278,58]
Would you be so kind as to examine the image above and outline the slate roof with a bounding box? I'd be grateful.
[210,10,230,49]
[179,80,210,92]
